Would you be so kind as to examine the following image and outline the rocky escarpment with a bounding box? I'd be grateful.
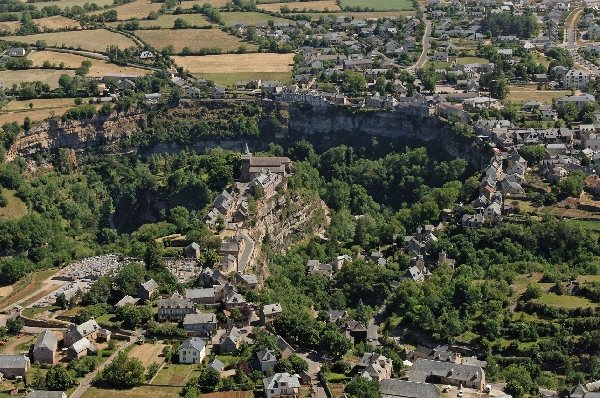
[247,191,329,277]
[6,112,145,161]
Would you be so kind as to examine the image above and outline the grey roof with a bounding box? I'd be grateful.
[186,288,216,300]
[221,326,241,344]
[257,348,277,362]
[408,359,484,385]
[183,312,217,325]
[180,337,206,352]
[209,358,225,372]
[263,373,301,390]
[380,379,441,398]
[68,338,95,354]
[141,279,159,292]
[158,298,194,309]
[75,319,100,338]
[0,354,29,369]
[34,329,57,351]
[115,295,139,308]
[237,273,258,284]
[262,303,282,316]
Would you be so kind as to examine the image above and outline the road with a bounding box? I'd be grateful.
[413,19,432,71]
[69,335,138,398]
[298,351,326,398]
[237,230,255,273]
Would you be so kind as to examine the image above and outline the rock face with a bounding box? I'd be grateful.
[6,112,144,161]
[7,101,490,169]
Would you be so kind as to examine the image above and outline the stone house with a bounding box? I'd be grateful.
[260,303,282,325]
[257,348,278,372]
[157,297,197,322]
[219,326,242,353]
[0,354,30,378]
[63,319,102,347]
[379,379,441,398]
[25,391,68,398]
[178,337,206,364]
[184,242,201,259]
[356,352,394,381]
[32,329,57,365]
[67,338,96,360]
[407,359,485,391]
[137,279,159,301]
[183,312,218,336]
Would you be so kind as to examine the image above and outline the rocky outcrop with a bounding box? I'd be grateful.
[6,112,144,161]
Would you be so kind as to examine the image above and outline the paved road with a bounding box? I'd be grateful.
[237,230,255,273]
[70,336,138,398]
[413,19,432,70]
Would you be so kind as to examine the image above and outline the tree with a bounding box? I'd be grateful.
[198,367,220,393]
[6,317,23,335]
[116,304,153,329]
[320,327,352,358]
[345,377,381,398]
[504,364,535,398]
[173,17,190,29]
[518,145,546,164]
[557,170,585,198]
[288,355,309,373]
[55,292,69,309]
[521,284,541,301]
[45,366,77,391]
[341,72,366,97]
[98,351,145,388]
[114,262,146,298]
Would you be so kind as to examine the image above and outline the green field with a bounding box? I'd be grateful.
[194,71,291,86]
[109,14,211,29]
[339,0,415,11]
[563,219,600,233]
[151,364,198,386]
[536,293,597,309]
[455,56,489,64]
[0,189,27,220]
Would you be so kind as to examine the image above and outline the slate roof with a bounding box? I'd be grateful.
[380,379,441,398]
[263,373,301,389]
[408,359,484,385]
[24,391,67,398]
[183,312,217,325]
[34,329,57,351]
[209,358,225,372]
[262,303,282,316]
[141,279,159,292]
[0,354,29,369]
[115,295,139,308]
[75,319,100,338]
[257,348,277,363]
[68,338,95,355]
[180,337,206,352]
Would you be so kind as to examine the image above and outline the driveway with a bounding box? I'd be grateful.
[237,230,255,273]
[413,19,432,70]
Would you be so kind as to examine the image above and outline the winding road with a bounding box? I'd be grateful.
[413,19,432,71]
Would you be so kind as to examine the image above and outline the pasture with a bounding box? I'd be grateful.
[0,21,20,33]
[3,29,137,52]
[0,69,75,89]
[181,0,231,7]
[128,342,167,368]
[110,13,210,29]
[27,50,150,77]
[35,15,81,29]
[339,0,416,10]
[173,53,293,73]
[219,11,292,25]
[88,0,162,20]
[536,293,597,309]
[506,86,571,104]
[27,0,113,9]
[151,363,199,386]
[258,0,341,12]
[135,28,257,53]
[0,190,27,220]
[84,386,182,398]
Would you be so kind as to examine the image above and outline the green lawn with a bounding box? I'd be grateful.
[0,189,27,220]
[152,364,197,386]
[84,386,182,398]
[194,71,291,86]
[564,219,600,233]
[325,372,351,383]
[339,0,415,10]
[536,293,597,309]
[22,305,58,318]
[455,56,489,64]
[96,313,119,327]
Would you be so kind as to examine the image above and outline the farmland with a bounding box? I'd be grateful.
[506,86,571,104]
[219,11,293,26]
[26,0,114,10]
[0,20,20,33]
[128,343,167,368]
[173,53,294,73]
[135,28,257,53]
[109,13,210,29]
[88,0,162,20]
[287,10,416,19]
[258,0,341,12]
[27,50,151,77]
[339,0,416,10]
[181,0,231,8]
[35,15,81,29]
[2,29,137,53]
[83,386,182,398]
[0,69,75,89]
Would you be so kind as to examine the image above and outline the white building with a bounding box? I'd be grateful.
[264,373,301,398]
[178,337,206,364]
[563,70,590,89]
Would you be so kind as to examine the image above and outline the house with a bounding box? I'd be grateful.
[178,337,206,364]
[463,97,502,111]
[24,392,67,398]
[63,319,101,347]
[235,273,259,290]
[6,47,25,57]
[380,379,441,398]
[275,335,294,359]
[327,310,348,324]
[115,295,139,308]
[407,359,485,391]
[183,312,218,336]
[241,148,292,182]
[0,355,30,378]
[137,279,159,301]
[264,373,301,398]
[556,94,596,110]
[356,352,393,381]
[158,297,197,321]
[257,348,278,372]
[212,85,226,99]
[32,329,57,365]
[184,242,201,259]
[219,326,242,353]
[570,383,600,398]
[563,70,589,89]
[67,338,97,359]
[261,303,282,325]
[140,50,155,59]
[144,93,161,105]
[461,214,485,228]
[209,358,225,374]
